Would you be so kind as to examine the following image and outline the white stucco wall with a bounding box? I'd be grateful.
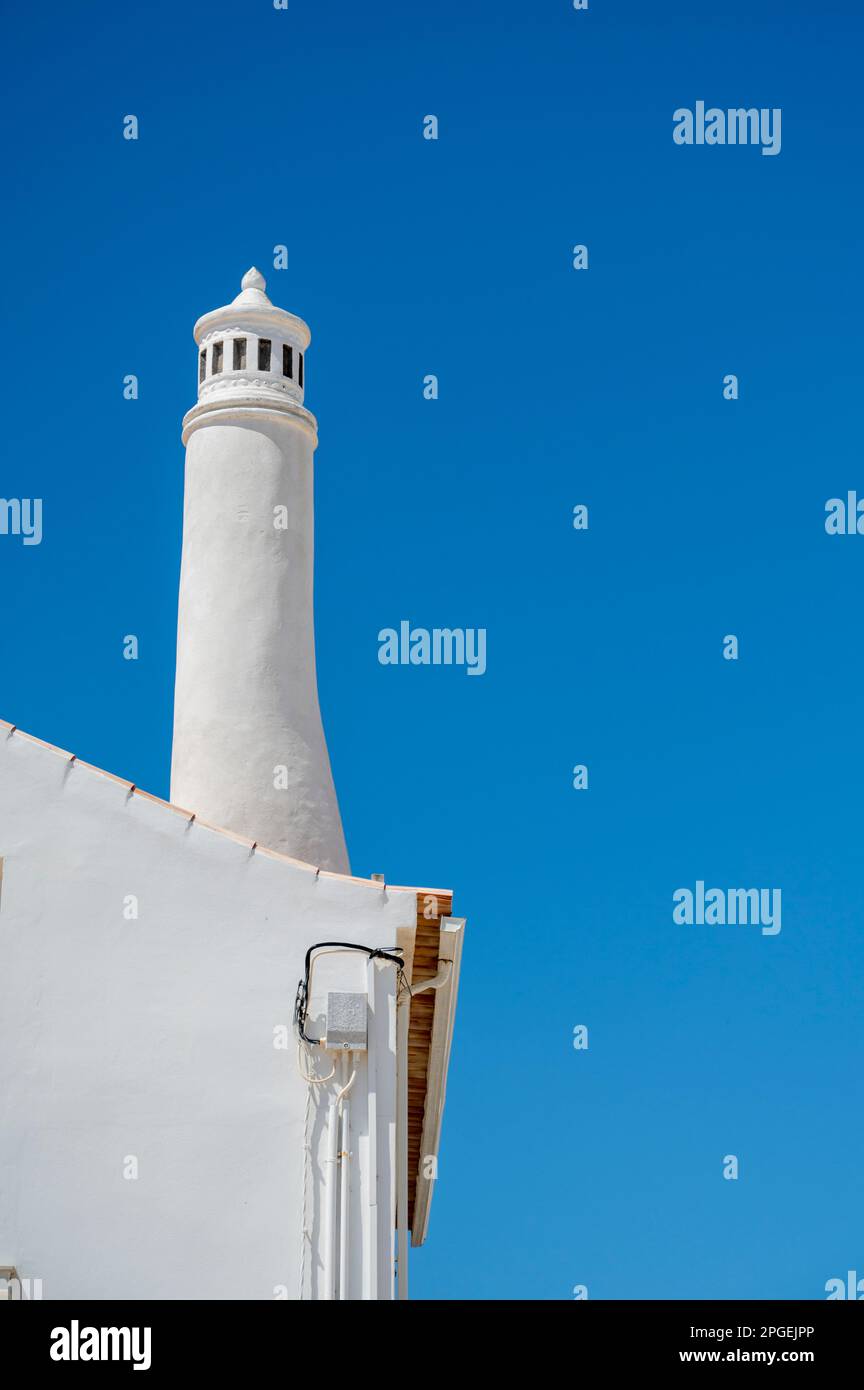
[0,728,415,1299]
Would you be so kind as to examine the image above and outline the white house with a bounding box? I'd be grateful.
[0,271,465,1301]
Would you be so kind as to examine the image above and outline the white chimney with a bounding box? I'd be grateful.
[170,269,350,873]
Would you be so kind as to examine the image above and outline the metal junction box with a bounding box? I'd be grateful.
[325,991,368,1051]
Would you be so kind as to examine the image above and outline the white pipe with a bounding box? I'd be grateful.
[323,1059,340,1301]
[411,962,452,998]
[323,1051,358,1300]
[395,960,453,1301]
[338,1053,357,1300]
[396,993,410,1302]
[365,956,379,1302]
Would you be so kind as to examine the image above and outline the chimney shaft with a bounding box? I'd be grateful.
[170,269,349,873]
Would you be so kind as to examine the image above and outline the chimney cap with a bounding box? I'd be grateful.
[191,268,311,349]
[240,266,267,293]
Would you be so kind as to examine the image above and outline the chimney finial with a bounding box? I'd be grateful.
[241,266,267,292]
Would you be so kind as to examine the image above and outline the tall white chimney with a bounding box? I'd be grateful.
[170,269,350,873]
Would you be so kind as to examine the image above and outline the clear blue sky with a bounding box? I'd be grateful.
[2,0,862,1299]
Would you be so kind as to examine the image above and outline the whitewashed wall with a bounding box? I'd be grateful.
[0,728,415,1299]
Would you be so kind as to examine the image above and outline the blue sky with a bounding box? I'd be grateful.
[2,0,863,1298]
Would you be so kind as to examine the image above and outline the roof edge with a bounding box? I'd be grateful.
[0,718,448,898]
[410,913,466,1247]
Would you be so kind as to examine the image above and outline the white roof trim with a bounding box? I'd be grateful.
[412,916,466,1246]
[0,719,445,900]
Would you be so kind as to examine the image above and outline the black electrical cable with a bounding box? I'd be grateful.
[293,941,405,1045]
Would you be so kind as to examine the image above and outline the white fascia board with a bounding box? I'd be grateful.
[411,916,466,1247]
